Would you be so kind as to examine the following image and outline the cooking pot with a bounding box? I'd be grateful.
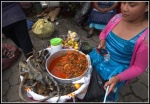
[45,49,90,84]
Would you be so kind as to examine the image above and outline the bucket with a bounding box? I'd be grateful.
[33,2,43,14]
[50,38,62,54]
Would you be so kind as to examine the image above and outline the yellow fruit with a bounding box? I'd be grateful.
[72,32,77,36]
[75,43,78,47]
[74,83,81,89]
[68,30,72,35]
[74,41,77,44]
[71,38,75,41]
[74,46,79,50]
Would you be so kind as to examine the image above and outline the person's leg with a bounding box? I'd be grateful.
[87,27,94,38]
[13,19,33,59]
[89,28,94,34]
[2,25,21,48]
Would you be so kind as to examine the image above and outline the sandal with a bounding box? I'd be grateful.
[86,33,94,38]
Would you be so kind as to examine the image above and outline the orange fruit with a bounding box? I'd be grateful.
[74,83,81,89]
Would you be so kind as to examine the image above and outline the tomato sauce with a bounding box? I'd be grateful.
[48,56,67,79]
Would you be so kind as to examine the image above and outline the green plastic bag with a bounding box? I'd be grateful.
[32,19,55,38]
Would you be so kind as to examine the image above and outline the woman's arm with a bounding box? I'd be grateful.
[93,2,104,13]
[94,2,118,13]
[104,2,118,12]
[117,42,148,82]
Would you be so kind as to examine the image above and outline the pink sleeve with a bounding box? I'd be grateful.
[99,25,108,40]
[99,19,112,40]
[117,40,148,82]
[99,13,122,40]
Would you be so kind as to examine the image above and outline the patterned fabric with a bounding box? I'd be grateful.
[88,2,117,24]
[106,29,146,65]
[90,29,146,81]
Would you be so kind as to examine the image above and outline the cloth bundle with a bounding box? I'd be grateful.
[2,43,20,70]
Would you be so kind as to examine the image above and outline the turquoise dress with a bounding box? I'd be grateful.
[89,29,146,101]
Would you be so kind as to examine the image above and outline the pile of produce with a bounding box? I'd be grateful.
[61,30,80,50]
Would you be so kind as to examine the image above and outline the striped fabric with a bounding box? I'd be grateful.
[106,29,147,65]
[104,29,146,101]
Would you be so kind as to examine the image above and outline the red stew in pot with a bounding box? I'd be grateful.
[48,50,88,79]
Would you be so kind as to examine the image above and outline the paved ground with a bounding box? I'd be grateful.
[2,15,149,103]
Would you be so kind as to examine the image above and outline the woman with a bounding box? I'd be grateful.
[87,2,118,38]
[89,2,148,102]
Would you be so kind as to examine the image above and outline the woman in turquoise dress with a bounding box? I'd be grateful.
[88,2,148,102]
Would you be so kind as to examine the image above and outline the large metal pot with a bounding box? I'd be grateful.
[45,49,89,84]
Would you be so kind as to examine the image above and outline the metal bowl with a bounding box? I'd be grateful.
[45,49,89,84]
[80,41,93,54]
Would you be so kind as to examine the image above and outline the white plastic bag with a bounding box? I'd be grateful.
[19,48,92,102]
[24,71,92,102]
[40,1,60,8]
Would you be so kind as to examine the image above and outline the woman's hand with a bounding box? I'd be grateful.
[94,2,106,13]
[97,8,105,13]
[102,8,110,13]
[104,76,120,96]
[98,39,106,49]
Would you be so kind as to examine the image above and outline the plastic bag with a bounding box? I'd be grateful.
[21,72,91,103]
[32,19,55,38]
[26,19,34,30]
[40,1,48,8]
[41,1,60,8]
[82,69,105,102]
[74,2,91,26]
